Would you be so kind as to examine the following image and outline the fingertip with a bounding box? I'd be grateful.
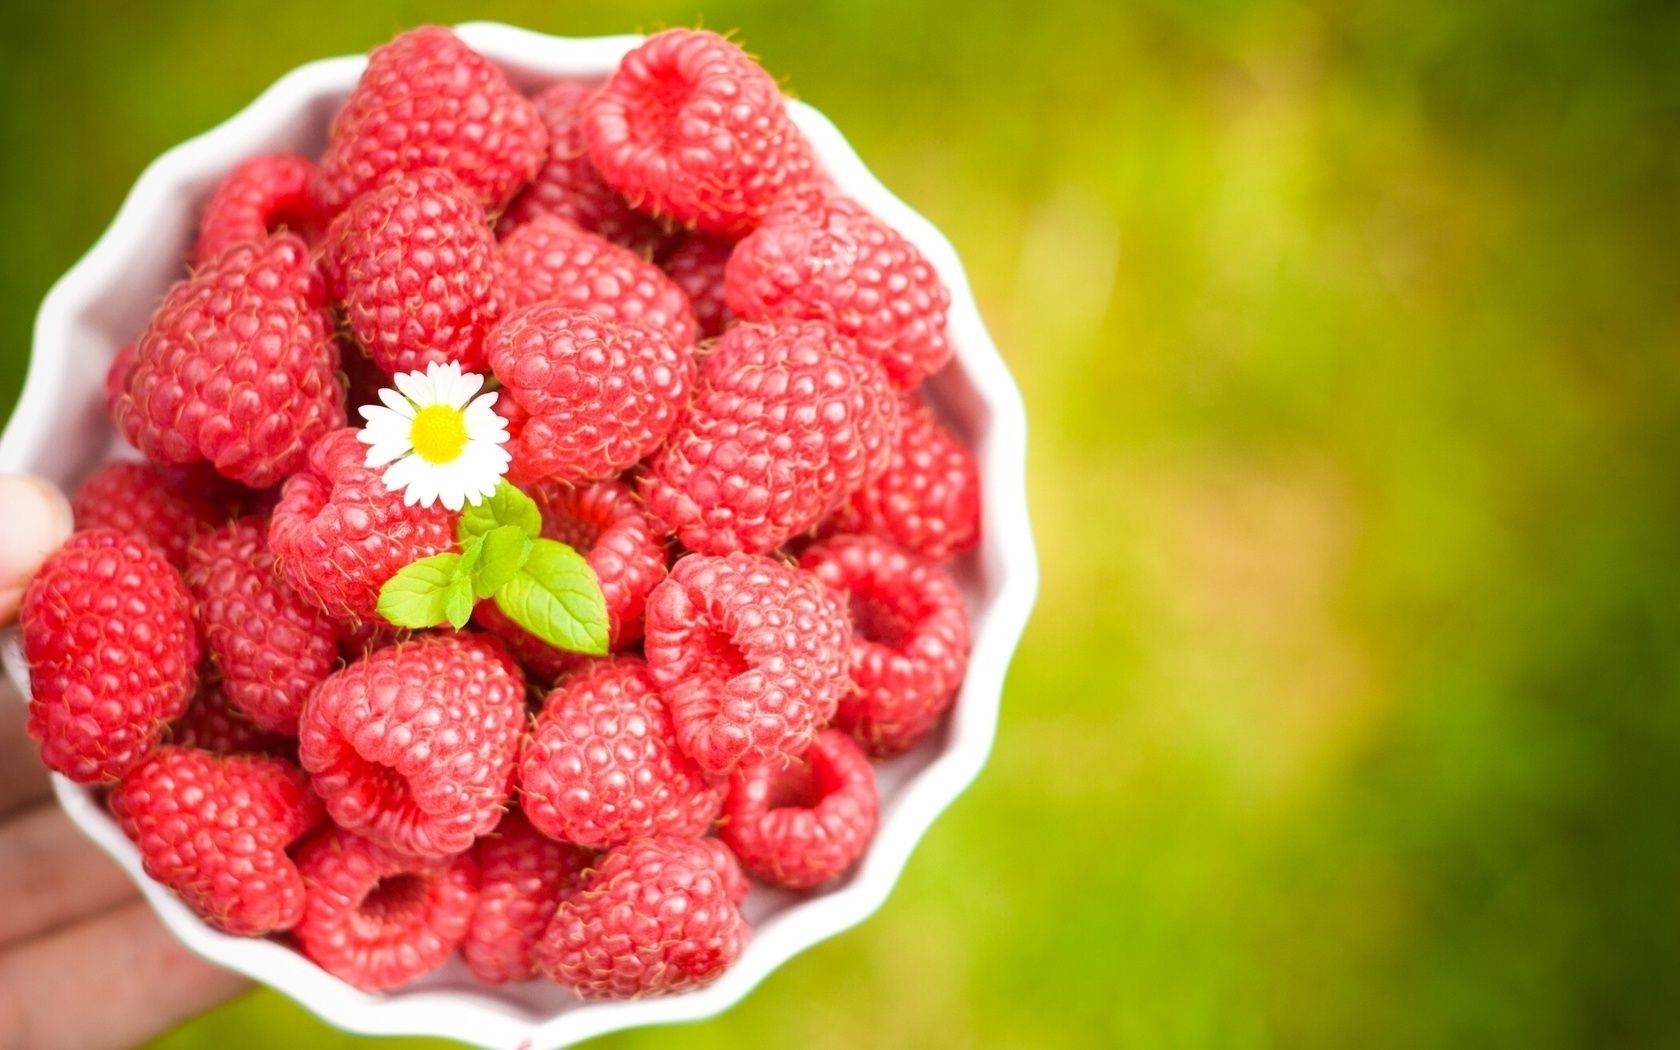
[0,474,72,600]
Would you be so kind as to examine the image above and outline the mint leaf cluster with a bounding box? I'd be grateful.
[376,481,609,654]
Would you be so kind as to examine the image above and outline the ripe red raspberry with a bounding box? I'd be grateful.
[474,478,669,680]
[583,29,817,237]
[659,232,735,339]
[70,461,232,567]
[112,234,345,487]
[499,80,664,252]
[644,553,852,774]
[323,168,504,376]
[488,303,694,486]
[640,320,898,554]
[520,657,723,850]
[829,393,980,560]
[110,746,323,935]
[104,341,138,420]
[536,834,748,999]
[293,826,480,992]
[268,427,459,624]
[720,728,877,889]
[462,811,593,984]
[701,837,752,905]
[192,153,321,265]
[497,214,698,347]
[726,194,951,388]
[185,517,339,734]
[314,26,546,215]
[800,535,971,756]
[170,678,293,757]
[20,530,198,783]
[299,634,526,857]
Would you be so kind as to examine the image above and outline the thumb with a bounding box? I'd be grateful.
[0,474,74,624]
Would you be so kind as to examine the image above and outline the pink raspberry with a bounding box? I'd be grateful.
[268,427,459,625]
[169,678,293,758]
[474,478,670,680]
[70,461,234,567]
[323,168,504,376]
[725,194,951,388]
[536,835,748,999]
[112,234,345,488]
[293,826,480,992]
[640,320,898,554]
[583,29,817,237]
[314,26,547,215]
[644,552,852,774]
[519,657,723,850]
[829,392,980,560]
[497,214,698,347]
[298,634,527,857]
[659,232,735,339]
[462,811,593,984]
[488,303,694,486]
[110,746,323,935]
[499,79,664,252]
[720,728,877,889]
[20,530,199,783]
[185,517,340,734]
[800,534,971,756]
[192,153,321,265]
[104,340,138,421]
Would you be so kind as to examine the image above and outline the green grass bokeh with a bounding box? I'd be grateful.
[3,1,1678,1046]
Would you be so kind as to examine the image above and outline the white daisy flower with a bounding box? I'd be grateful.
[356,361,511,511]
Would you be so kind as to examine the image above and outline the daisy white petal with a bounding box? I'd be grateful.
[393,369,433,405]
[378,387,418,417]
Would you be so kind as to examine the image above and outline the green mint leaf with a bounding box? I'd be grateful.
[473,525,533,599]
[458,480,542,544]
[491,538,609,655]
[444,573,476,630]
[457,535,486,576]
[377,553,463,629]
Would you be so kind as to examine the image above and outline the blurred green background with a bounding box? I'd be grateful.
[4,0,1680,1046]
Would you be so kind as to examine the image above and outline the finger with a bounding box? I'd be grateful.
[0,473,73,624]
[0,901,248,1050]
[0,690,49,819]
[0,804,137,948]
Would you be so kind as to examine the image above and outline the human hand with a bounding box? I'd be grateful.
[0,473,248,1050]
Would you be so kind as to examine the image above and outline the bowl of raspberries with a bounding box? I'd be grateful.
[0,21,1036,1048]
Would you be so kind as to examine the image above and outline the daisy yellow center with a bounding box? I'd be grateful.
[409,404,469,464]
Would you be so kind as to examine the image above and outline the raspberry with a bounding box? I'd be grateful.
[192,153,321,265]
[659,232,734,339]
[497,214,698,347]
[499,80,664,252]
[640,320,898,554]
[268,427,458,624]
[104,341,138,421]
[323,168,504,376]
[720,728,877,889]
[185,517,340,734]
[293,826,480,992]
[462,811,592,984]
[830,393,980,560]
[170,677,293,757]
[70,461,232,566]
[583,29,817,237]
[474,478,669,679]
[536,834,748,999]
[298,634,527,857]
[20,530,199,783]
[110,746,323,935]
[725,194,951,388]
[644,552,852,774]
[314,26,546,215]
[800,535,971,756]
[112,234,345,487]
[701,837,752,905]
[488,303,694,486]
[519,657,723,850]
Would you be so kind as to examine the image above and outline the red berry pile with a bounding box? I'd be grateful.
[19,26,982,999]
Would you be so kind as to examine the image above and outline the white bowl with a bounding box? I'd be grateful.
[0,22,1037,1049]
